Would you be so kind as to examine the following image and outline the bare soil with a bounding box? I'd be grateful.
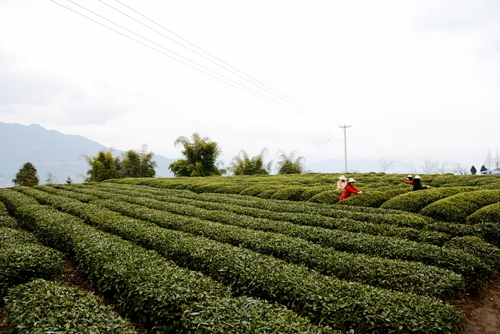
[456,275,500,334]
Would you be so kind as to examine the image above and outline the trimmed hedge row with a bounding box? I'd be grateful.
[336,188,410,208]
[380,187,476,213]
[467,202,500,224]
[444,236,500,270]
[15,187,465,333]
[90,183,500,247]
[213,184,248,194]
[187,189,433,228]
[0,189,326,333]
[239,185,275,196]
[57,185,493,285]
[305,190,342,204]
[0,243,65,299]
[270,187,306,201]
[5,279,135,334]
[89,195,466,300]
[428,175,500,188]
[0,201,17,228]
[421,190,500,223]
[0,217,65,301]
[423,221,500,248]
[92,183,432,229]
[79,184,450,246]
[300,186,332,201]
[0,226,37,247]
[107,174,500,197]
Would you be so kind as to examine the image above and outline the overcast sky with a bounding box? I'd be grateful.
[1,0,499,172]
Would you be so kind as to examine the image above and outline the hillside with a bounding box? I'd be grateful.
[0,122,176,187]
[1,173,499,332]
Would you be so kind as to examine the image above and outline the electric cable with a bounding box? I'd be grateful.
[305,130,342,158]
[62,0,325,119]
[104,0,338,125]
[349,128,392,157]
[51,0,340,126]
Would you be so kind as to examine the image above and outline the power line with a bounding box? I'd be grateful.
[51,0,340,126]
[61,0,322,119]
[305,130,342,158]
[349,128,392,157]
[105,0,337,125]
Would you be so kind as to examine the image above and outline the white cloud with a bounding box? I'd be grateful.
[0,0,498,172]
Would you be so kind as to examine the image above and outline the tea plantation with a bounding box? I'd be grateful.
[1,172,499,333]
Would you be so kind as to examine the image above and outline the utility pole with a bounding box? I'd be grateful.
[339,125,351,173]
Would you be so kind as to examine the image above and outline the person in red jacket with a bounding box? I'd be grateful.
[339,178,363,202]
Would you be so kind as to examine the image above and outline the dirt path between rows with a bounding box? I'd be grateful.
[456,275,500,333]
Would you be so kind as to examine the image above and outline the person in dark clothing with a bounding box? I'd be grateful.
[412,175,430,191]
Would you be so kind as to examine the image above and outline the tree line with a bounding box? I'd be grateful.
[169,133,306,177]
[15,133,493,186]
[12,133,307,186]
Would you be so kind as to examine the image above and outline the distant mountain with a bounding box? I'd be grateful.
[0,122,176,187]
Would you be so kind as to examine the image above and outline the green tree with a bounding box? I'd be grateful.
[66,176,73,184]
[121,144,157,178]
[12,162,39,187]
[82,149,122,182]
[470,166,477,175]
[229,149,272,175]
[169,133,224,177]
[276,150,306,175]
[480,165,487,173]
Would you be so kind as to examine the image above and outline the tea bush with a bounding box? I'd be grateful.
[74,184,449,246]
[381,187,475,213]
[337,190,394,208]
[0,189,324,333]
[36,186,489,286]
[0,243,64,299]
[86,184,437,239]
[0,202,17,228]
[0,227,37,247]
[421,190,500,223]
[425,221,500,248]
[300,186,332,200]
[239,185,272,196]
[5,279,135,334]
[256,189,280,198]
[90,195,465,299]
[11,187,465,333]
[270,187,305,201]
[467,202,500,224]
[444,236,500,270]
[214,185,248,194]
[308,190,342,204]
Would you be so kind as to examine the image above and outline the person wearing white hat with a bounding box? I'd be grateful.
[339,177,363,202]
[405,174,414,185]
[337,175,347,190]
[412,175,431,191]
